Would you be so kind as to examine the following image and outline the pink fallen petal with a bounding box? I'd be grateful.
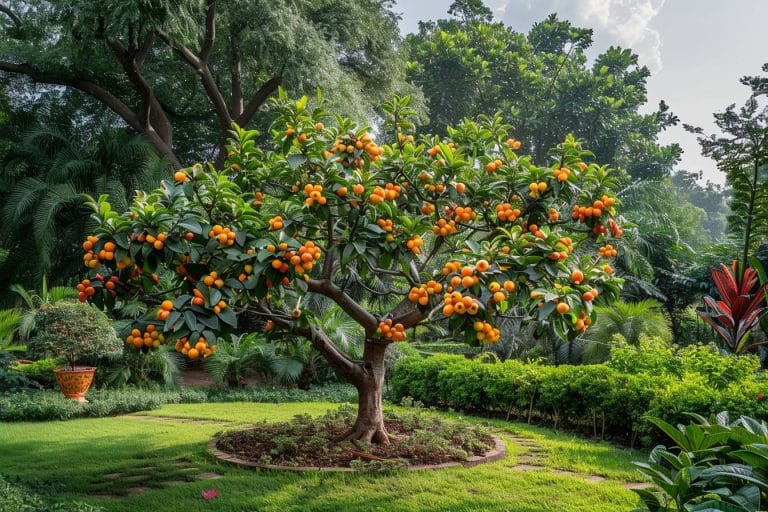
[201,489,219,500]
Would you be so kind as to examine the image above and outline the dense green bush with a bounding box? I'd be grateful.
[11,358,59,388]
[0,383,357,422]
[26,302,121,367]
[0,352,42,393]
[391,351,767,447]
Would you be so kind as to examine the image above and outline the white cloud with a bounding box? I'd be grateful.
[498,0,666,72]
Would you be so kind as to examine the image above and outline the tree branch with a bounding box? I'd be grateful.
[230,43,243,117]
[105,36,174,146]
[307,278,378,332]
[236,75,281,125]
[0,60,181,168]
[200,0,216,64]
[155,25,233,131]
[0,4,20,29]
[253,303,362,384]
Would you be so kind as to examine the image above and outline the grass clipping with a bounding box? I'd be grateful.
[216,405,495,471]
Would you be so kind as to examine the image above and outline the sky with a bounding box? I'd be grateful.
[394,0,768,185]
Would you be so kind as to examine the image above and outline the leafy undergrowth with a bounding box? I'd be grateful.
[216,405,495,468]
[1,402,644,512]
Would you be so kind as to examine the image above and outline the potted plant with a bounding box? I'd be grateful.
[26,301,121,402]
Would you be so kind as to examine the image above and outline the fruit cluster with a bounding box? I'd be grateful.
[424,182,446,195]
[303,184,327,207]
[442,292,481,316]
[76,279,96,301]
[495,203,521,223]
[528,181,547,199]
[369,183,401,204]
[574,311,593,333]
[156,299,174,321]
[421,201,436,215]
[473,321,501,343]
[407,280,444,306]
[553,167,570,182]
[125,325,165,349]
[286,241,322,274]
[174,336,216,359]
[488,280,516,303]
[251,191,264,207]
[377,319,406,341]
[582,288,599,302]
[506,138,522,150]
[598,244,618,258]
[82,237,116,268]
[330,133,384,165]
[433,218,457,237]
[237,263,254,282]
[485,158,503,173]
[526,223,547,240]
[608,218,623,237]
[446,205,476,223]
[406,235,424,255]
[202,271,225,288]
[209,225,236,246]
[376,218,393,232]
[174,170,188,183]
[268,216,284,230]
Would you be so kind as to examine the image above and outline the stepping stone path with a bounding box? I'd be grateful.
[505,431,653,491]
[85,414,234,499]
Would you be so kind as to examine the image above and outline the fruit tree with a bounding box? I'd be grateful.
[77,90,624,444]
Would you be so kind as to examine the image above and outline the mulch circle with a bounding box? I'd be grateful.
[207,434,506,472]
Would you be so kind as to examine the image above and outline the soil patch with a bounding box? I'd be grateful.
[212,406,501,470]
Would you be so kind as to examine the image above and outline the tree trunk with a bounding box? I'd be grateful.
[344,340,389,445]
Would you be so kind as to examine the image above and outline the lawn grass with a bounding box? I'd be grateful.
[0,402,645,511]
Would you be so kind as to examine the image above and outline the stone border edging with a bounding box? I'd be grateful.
[207,433,506,472]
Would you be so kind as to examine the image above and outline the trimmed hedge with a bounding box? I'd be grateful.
[0,383,357,422]
[391,354,768,447]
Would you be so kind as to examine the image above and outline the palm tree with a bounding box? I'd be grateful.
[0,123,167,289]
[581,299,672,363]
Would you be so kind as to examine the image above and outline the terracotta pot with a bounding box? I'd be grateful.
[54,366,96,403]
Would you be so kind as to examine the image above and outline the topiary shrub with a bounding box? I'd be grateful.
[26,302,122,369]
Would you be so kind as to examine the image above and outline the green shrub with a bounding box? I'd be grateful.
[391,352,768,447]
[678,343,760,388]
[0,383,356,422]
[0,352,42,393]
[606,335,682,376]
[26,302,121,368]
[11,358,59,388]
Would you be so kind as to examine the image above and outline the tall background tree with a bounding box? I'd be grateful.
[404,6,681,179]
[0,0,415,167]
[687,63,768,271]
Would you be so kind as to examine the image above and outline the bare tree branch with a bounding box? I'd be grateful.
[308,278,378,332]
[200,0,216,64]
[0,60,181,168]
[236,75,281,125]
[0,4,21,29]
[155,25,234,130]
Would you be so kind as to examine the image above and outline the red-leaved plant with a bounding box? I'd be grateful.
[697,263,768,354]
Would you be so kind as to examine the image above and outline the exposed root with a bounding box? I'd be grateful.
[340,424,391,446]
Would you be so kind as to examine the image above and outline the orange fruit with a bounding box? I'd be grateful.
[187,348,200,359]
[556,302,570,314]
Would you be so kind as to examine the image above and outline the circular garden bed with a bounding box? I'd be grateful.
[209,405,505,471]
